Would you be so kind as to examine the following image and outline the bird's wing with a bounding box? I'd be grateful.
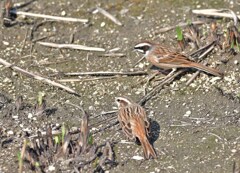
[118,107,135,139]
[156,52,193,67]
[132,104,150,137]
[154,45,190,61]
[118,105,150,139]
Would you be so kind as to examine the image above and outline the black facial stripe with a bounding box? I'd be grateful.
[135,45,150,52]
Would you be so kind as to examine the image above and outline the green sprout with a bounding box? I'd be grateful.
[176,26,183,41]
[93,157,99,168]
[88,133,93,145]
[35,162,40,167]
[54,135,60,145]
[17,151,22,165]
[17,151,23,173]
[236,39,240,51]
[37,92,45,106]
[231,40,235,49]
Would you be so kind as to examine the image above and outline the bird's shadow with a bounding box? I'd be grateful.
[149,65,170,75]
[149,119,161,145]
[149,64,204,78]
[135,119,160,147]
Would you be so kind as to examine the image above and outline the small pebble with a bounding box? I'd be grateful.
[184,110,191,117]
[7,130,14,135]
[61,11,66,16]
[234,60,239,65]
[138,63,144,68]
[89,106,94,110]
[233,109,239,113]
[3,77,12,83]
[196,5,201,8]
[48,165,55,171]
[101,22,106,27]
[2,41,10,45]
[155,168,160,173]
[12,115,18,119]
[132,155,144,160]
[28,113,33,119]
[180,77,187,82]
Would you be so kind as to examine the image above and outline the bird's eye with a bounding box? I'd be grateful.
[116,99,120,102]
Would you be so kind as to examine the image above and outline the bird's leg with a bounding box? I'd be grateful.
[167,68,177,78]
[158,68,177,83]
[143,70,161,95]
[146,70,160,84]
[132,70,159,88]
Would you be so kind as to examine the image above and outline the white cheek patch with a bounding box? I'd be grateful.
[135,48,144,53]
[134,42,152,54]
[145,50,150,56]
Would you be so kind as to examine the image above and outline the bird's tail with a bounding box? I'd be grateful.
[191,62,223,77]
[139,137,157,159]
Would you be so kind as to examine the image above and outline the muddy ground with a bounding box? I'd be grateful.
[0,0,240,172]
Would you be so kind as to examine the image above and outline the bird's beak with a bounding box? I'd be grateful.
[115,97,119,103]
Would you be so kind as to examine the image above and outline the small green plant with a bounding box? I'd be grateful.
[17,151,23,173]
[176,26,183,41]
[88,133,93,145]
[231,40,235,49]
[53,123,67,145]
[35,162,40,167]
[37,92,45,106]
[93,157,99,168]
[54,135,60,144]
[17,151,22,165]
[236,39,240,51]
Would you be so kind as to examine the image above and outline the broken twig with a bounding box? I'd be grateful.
[0,58,79,95]
[10,10,88,23]
[156,21,205,33]
[192,9,240,25]
[138,69,187,106]
[91,110,117,119]
[99,53,126,57]
[37,41,105,52]
[58,76,119,82]
[54,71,148,77]
[93,7,123,26]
